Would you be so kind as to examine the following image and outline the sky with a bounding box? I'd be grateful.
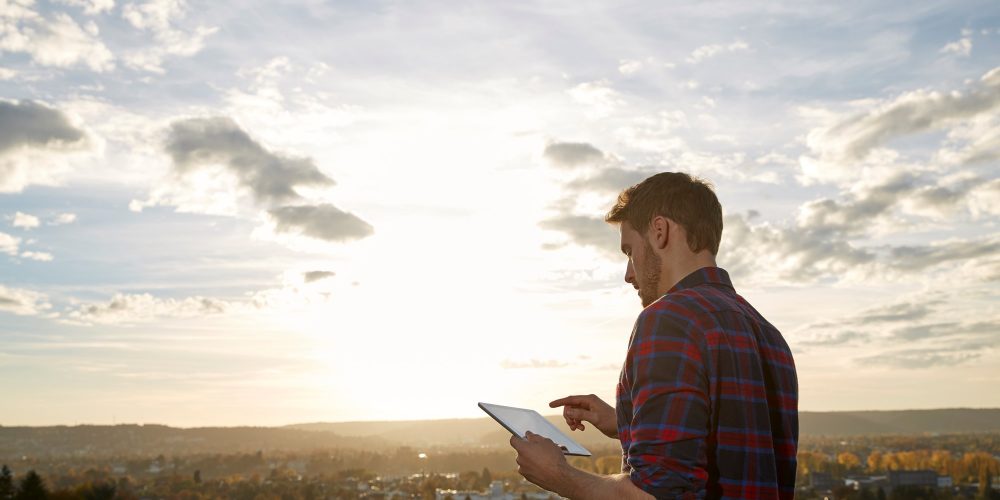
[1,0,998,427]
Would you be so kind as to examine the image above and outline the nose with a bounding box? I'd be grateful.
[624,259,636,287]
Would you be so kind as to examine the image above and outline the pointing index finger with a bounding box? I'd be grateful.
[549,395,584,408]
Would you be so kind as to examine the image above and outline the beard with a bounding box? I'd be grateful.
[638,239,662,307]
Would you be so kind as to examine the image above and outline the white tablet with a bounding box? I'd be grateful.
[479,402,592,456]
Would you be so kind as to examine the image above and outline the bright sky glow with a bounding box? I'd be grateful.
[1,0,998,427]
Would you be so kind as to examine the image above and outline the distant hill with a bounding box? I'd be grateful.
[798,408,1000,436]
[0,424,383,459]
[4,408,998,458]
[288,408,1000,447]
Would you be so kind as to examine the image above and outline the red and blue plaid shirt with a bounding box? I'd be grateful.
[616,267,798,499]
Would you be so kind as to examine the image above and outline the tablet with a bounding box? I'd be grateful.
[479,402,591,456]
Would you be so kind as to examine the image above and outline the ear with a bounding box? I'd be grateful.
[649,216,669,250]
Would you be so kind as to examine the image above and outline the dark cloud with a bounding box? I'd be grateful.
[165,117,334,204]
[566,166,651,194]
[859,301,938,323]
[856,349,982,369]
[539,215,618,258]
[890,237,1000,272]
[893,321,998,341]
[0,100,86,153]
[799,331,869,347]
[542,142,605,168]
[303,270,336,283]
[268,204,374,242]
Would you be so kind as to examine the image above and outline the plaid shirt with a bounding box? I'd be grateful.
[616,267,798,499]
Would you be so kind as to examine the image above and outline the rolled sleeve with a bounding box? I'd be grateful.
[625,309,710,499]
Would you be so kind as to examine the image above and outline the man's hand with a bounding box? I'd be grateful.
[550,394,618,439]
[510,431,655,500]
[510,431,573,496]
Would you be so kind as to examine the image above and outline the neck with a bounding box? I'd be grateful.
[661,251,717,294]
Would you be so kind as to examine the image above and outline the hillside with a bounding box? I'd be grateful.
[288,408,1000,446]
[3,408,998,459]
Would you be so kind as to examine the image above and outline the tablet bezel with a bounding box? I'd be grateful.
[478,402,592,457]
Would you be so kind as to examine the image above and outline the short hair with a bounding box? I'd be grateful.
[605,172,723,255]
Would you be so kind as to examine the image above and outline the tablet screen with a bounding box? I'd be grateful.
[479,402,591,456]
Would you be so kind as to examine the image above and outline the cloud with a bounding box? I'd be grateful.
[56,0,115,15]
[121,0,218,73]
[0,100,87,153]
[804,65,1000,170]
[20,251,53,261]
[267,204,373,243]
[618,59,643,75]
[939,37,972,57]
[539,215,618,258]
[50,213,77,225]
[892,321,996,341]
[799,331,869,347]
[857,349,982,369]
[67,293,230,325]
[567,80,624,118]
[565,166,652,195]
[0,100,91,193]
[500,358,569,369]
[303,270,335,283]
[859,300,937,323]
[0,67,15,80]
[542,141,606,169]
[0,231,20,255]
[163,116,335,205]
[889,237,1000,272]
[11,211,39,229]
[0,8,114,71]
[0,284,51,316]
[686,40,749,63]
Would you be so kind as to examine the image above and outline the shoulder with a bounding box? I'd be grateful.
[632,292,710,344]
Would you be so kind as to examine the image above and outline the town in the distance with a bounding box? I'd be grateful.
[1,408,999,499]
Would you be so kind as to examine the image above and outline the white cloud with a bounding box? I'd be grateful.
[121,0,217,73]
[50,212,77,225]
[11,211,39,229]
[0,67,15,79]
[567,80,625,118]
[56,0,115,15]
[939,37,972,57]
[0,231,19,255]
[0,8,115,71]
[802,65,1000,182]
[686,40,749,63]
[0,284,51,316]
[20,250,53,261]
[67,292,230,325]
[618,59,643,75]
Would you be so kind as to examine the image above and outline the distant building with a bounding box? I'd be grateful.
[845,475,888,490]
[810,472,838,491]
[937,476,953,488]
[889,470,937,488]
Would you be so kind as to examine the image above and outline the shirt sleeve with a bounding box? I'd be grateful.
[624,308,711,499]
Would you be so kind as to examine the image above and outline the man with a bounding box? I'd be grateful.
[510,172,798,499]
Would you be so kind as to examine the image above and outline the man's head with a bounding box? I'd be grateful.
[605,172,723,306]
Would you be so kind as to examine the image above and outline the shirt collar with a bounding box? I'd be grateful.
[667,266,734,295]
